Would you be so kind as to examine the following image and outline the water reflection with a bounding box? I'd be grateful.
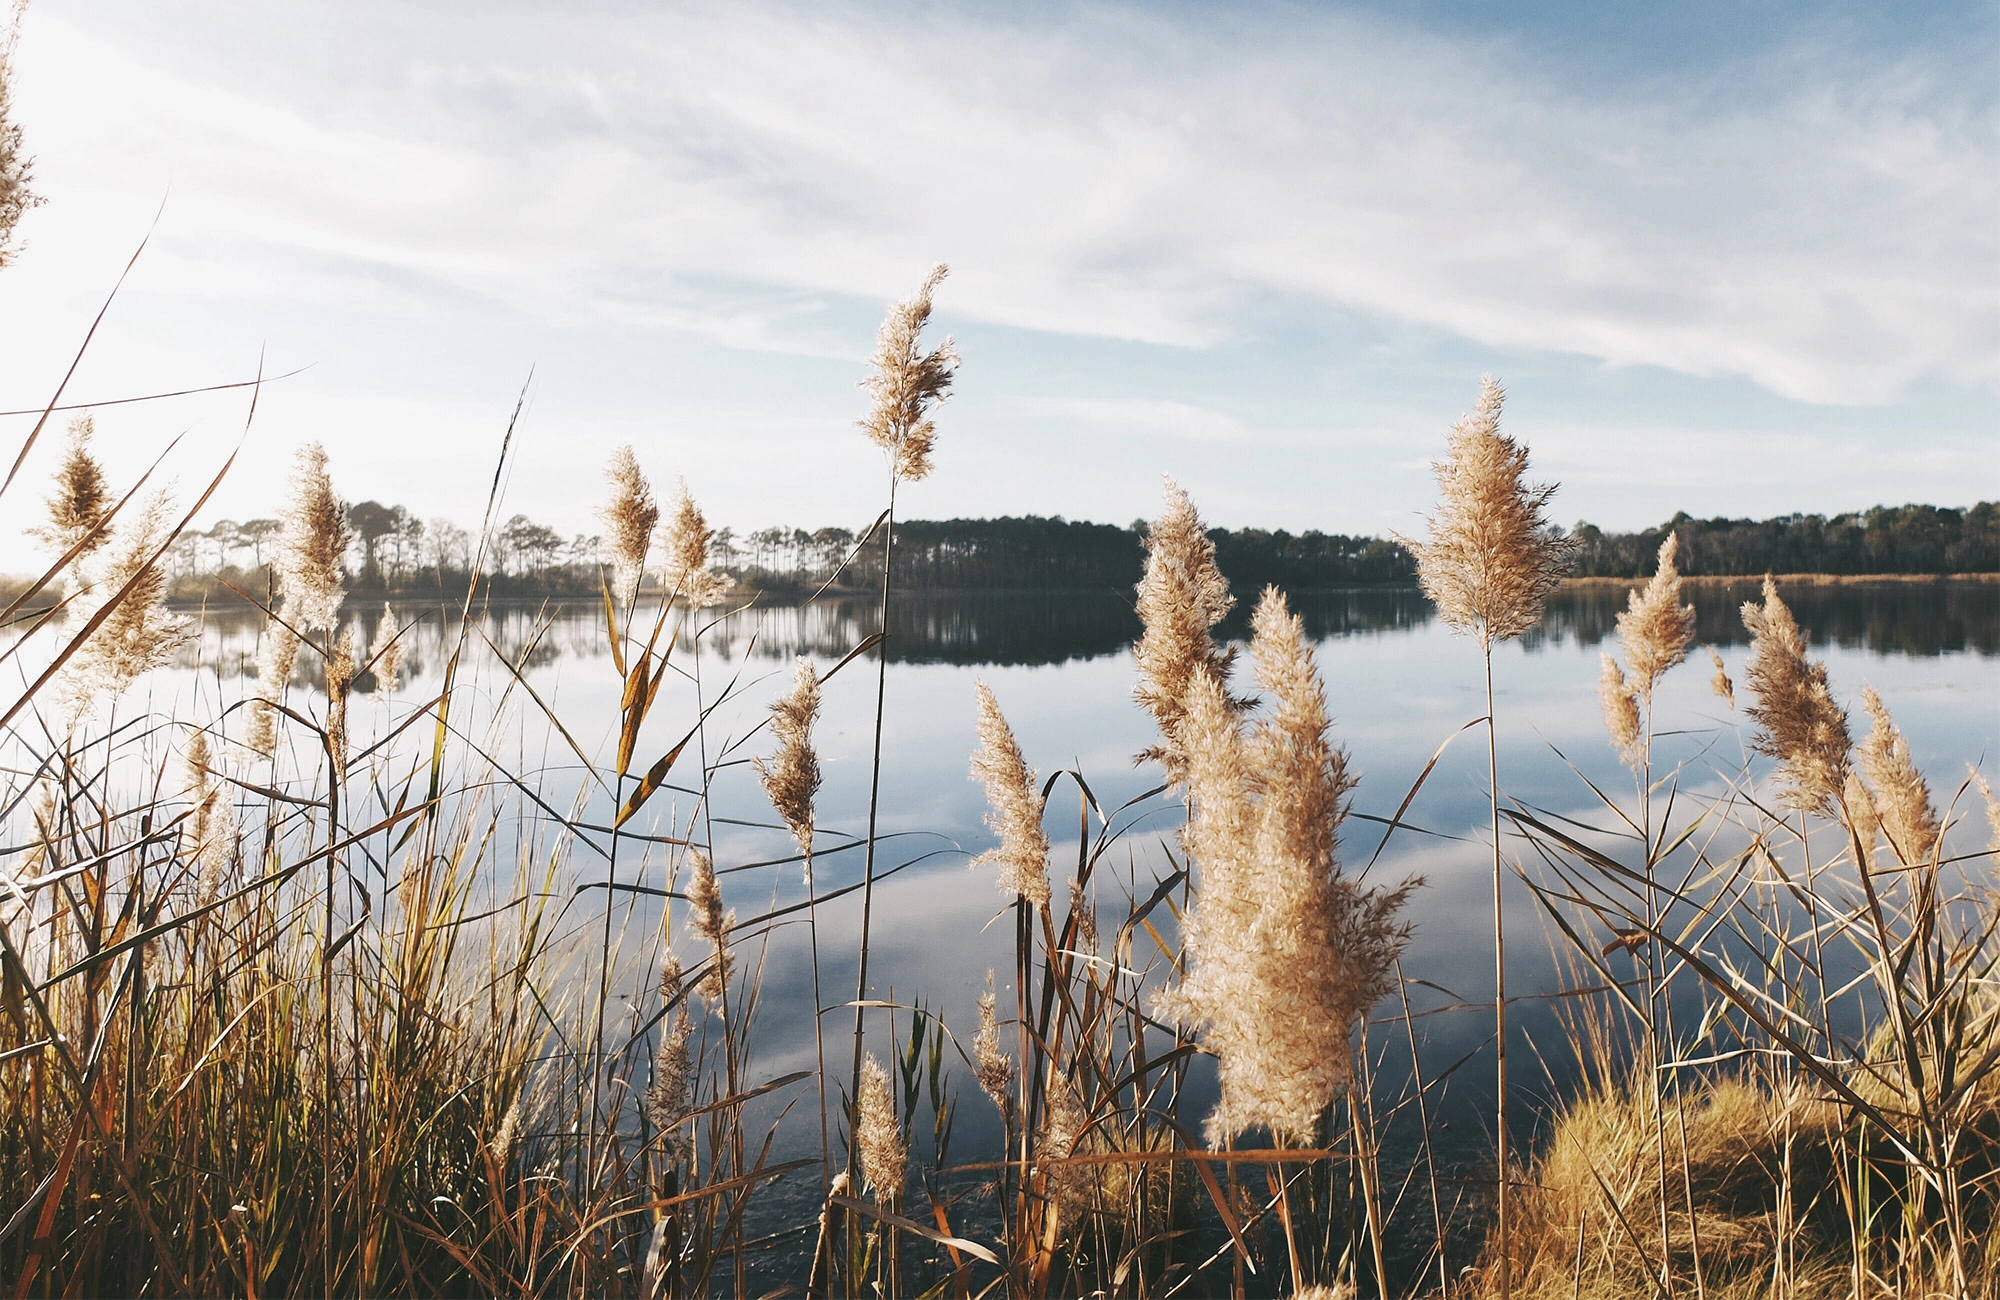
[171,579,1998,677]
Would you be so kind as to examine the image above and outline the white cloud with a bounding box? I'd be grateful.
[8,1,1993,405]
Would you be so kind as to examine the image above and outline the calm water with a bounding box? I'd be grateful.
[76,579,2000,1278]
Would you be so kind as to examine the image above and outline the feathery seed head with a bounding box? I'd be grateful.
[275,443,350,631]
[1969,768,2000,868]
[1404,376,1577,645]
[1616,534,1696,697]
[973,977,1013,1116]
[1709,648,1735,709]
[1599,654,1643,768]
[1856,685,1939,866]
[859,264,957,483]
[1741,578,1850,814]
[368,605,403,693]
[969,681,1050,906]
[325,626,356,773]
[599,446,658,605]
[663,479,732,608]
[646,949,695,1161]
[856,1054,906,1204]
[686,851,735,1001]
[246,622,301,757]
[1039,1077,1093,1237]
[754,658,821,863]
[1843,770,1880,863]
[1133,478,1238,784]
[63,491,190,704]
[34,414,112,558]
[1160,591,1412,1145]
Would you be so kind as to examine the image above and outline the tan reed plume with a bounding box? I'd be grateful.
[1160,589,1412,1144]
[856,1053,906,1204]
[859,264,958,483]
[246,622,300,757]
[1403,376,1577,645]
[1970,768,2000,867]
[645,949,696,1161]
[686,851,734,1001]
[1068,876,1097,953]
[32,414,111,558]
[1741,578,1850,815]
[662,478,733,608]
[1856,685,1940,865]
[754,658,821,870]
[1709,648,1735,709]
[325,626,356,774]
[275,442,351,631]
[972,975,1013,1116]
[969,681,1051,907]
[1039,1076,1093,1237]
[1844,770,1881,862]
[1133,478,1238,784]
[369,605,403,694]
[183,728,235,908]
[599,445,659,605]
[1599,654,1643,768]
[63,490,190,704]
[1615,534,1696,698]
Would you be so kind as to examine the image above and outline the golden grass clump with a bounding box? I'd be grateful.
[1614,534,1696,699]
[368,603,403,693]
[1741,577,1851,814]
[32,413,111,557]
[274,442,351,631]
[1855,685,1941,864]
[754,657,821,865]
[969,681,1051,906]
[856,1053,906,1205]
[1133,478,1237,784]
[1597,654,1643,768]
[62,490,189,704]
[859,263,958,483]
[1160,589,1412,1144]
[1404,376,1578,646]
[599,444,659,604]
[662,478,733,607]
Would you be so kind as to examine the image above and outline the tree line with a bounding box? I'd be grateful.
[156,499,1998,603]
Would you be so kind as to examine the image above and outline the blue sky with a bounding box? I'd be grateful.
[1,0,1993,569]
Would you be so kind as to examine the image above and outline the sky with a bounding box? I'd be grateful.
[0,0,1994,570]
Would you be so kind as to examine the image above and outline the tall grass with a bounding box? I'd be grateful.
[2,266,1997,1300]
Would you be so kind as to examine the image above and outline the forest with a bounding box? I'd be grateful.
[146,499,2000,602]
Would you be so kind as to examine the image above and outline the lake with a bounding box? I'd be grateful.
[139,576,2000,1280]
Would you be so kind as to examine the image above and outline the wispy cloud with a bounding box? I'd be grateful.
[14,1,1995,404]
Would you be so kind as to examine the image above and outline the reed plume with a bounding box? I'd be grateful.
[1039,1077,1093,1236]
[64,491,190,703]
[325,626,355,774]
[1133,478,1238,784]
[1843,770,1881,861]
[246,622,300,757]
[856,1054,906,1204]
[754,658,821,867]
[183,728,235,908]
[1599,654,1643,768]
[972,977,1013,1116]
[1615,534,1695,699]
[1971,769,2000,866]
[369,605,403,693]
[859,264,958,483]
[0,34,37,269]
[275,442,350,632]
[1404,376,1578,645]
[645,950,695,1161]
[662,478,732,608]
[686,851,734,1001]
[1161,590,1411,1144]
[1855,685,1939,865]
[32,414,111,558]
[1741,578,1850,815]
[969,681,1050,907]
[1709,649,1735,709]
[599,445,658,606]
